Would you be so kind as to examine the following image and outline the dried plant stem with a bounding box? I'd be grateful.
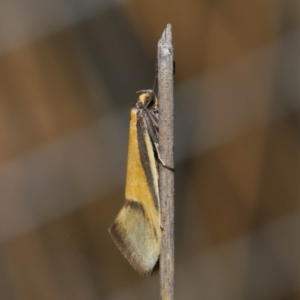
[158,24,175,300]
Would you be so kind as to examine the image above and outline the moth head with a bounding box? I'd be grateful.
[136,90,158,109]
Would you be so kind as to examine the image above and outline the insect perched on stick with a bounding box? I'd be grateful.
[109,89,173,276]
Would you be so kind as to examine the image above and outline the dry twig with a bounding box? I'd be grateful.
[158,24,175,300]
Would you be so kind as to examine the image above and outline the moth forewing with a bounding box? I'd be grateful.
[109,90,161,276]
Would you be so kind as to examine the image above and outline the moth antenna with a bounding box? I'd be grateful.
[136,62,157,95]
[136,90,151,94]
[152,60,158,93]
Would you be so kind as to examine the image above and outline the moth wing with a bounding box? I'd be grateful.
[109,200,160,276]
[109,107,161,276]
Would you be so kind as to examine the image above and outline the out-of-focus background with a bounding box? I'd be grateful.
[0,1,299,299]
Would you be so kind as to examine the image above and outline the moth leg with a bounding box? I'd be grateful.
[148,110,158,128]
[154,142,175,171]
[144,110,175,171]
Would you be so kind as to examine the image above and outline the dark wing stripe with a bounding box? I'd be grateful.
[124,200,146,217]
[136,110,159,210]
[109,222,126,254]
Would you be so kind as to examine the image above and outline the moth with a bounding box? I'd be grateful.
[109,89,165,276]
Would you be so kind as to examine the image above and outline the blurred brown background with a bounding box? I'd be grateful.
[0,1,299,299]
